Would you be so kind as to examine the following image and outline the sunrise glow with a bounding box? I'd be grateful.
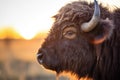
[13,17,53,40]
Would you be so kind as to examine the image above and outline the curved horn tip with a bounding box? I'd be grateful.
[94,0,100,17]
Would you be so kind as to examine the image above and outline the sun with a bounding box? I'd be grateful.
[14,18,53,40]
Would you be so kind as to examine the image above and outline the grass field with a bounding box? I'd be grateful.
[0,39,58,80]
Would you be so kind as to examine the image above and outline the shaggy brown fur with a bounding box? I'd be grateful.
[37,1,120,80]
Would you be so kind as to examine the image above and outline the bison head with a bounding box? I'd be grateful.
[37,0,114,78]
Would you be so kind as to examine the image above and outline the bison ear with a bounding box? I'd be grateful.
[85,18,114,44]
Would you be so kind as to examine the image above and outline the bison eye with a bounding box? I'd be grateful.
[63,27,77,39]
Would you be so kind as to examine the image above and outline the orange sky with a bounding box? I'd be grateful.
[0,27,22,39]
[0,0,120,40]
[0,27,48,39]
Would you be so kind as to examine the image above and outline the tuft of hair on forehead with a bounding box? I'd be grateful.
[52,1,94,25]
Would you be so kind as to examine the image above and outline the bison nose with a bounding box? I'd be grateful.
[37,49,46,64]
[37,52,43,64]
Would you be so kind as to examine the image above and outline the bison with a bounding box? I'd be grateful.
[37,0,120,80]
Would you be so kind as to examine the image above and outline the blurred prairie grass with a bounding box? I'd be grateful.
[0,39,58,80]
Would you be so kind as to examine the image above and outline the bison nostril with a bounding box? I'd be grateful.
[37,48,47,64]
[37,53,44,64]
[37,53,43,59]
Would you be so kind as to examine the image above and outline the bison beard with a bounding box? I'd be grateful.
[37,0,120,80]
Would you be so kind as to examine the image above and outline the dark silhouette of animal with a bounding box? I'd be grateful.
[37,0,120,80]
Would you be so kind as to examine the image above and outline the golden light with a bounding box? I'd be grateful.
[14,17,53,40]
[0,27,22,39]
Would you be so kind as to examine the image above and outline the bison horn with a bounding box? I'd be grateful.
[81,0,100,32]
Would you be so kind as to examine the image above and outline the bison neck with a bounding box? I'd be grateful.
[93,32,120,80]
